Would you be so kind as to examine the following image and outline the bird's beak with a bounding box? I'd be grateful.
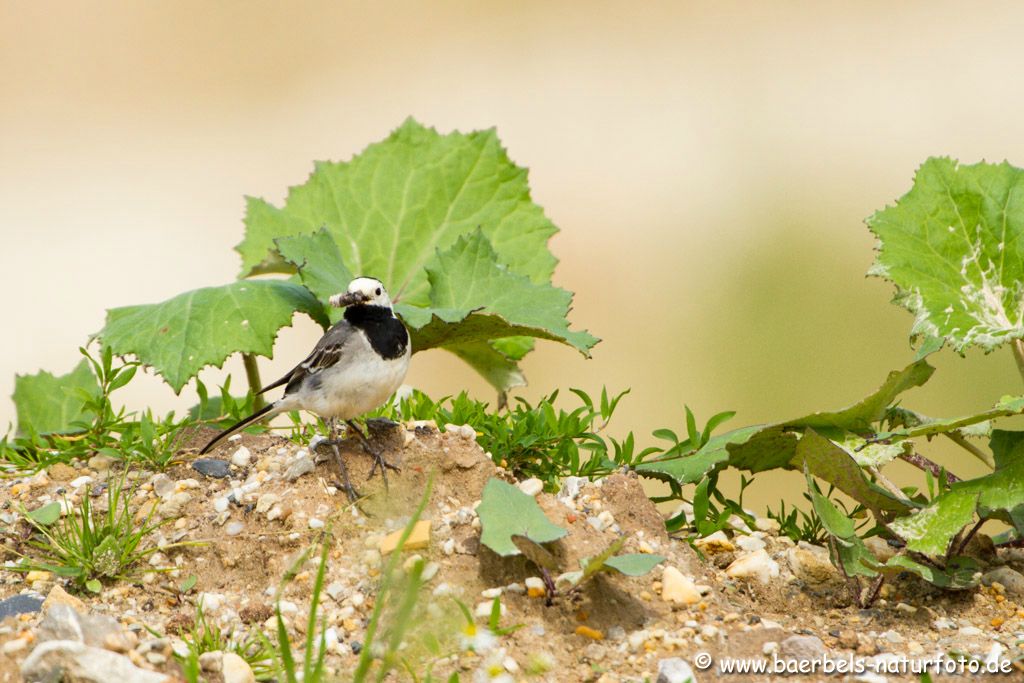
[329,291,371,307]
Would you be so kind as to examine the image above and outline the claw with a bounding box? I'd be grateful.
[345,420,399,490]
[313,418,362,501]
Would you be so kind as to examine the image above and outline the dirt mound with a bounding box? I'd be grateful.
[2,424,1022,682]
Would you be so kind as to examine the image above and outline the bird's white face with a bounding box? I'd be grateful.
[330,277,393,309]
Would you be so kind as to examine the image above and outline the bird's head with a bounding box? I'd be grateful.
[329,277,393,309]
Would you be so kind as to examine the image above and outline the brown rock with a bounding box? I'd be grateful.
[164,612,195,636]
[48,463,77,482]
[856,638,878,656]
[837,630,859,649]
[42,585,86,615]
[239,604,274,624]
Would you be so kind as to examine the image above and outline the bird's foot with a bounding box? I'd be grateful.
[345,420,400,489]
[313,439,361,502]
[366,447,401,485]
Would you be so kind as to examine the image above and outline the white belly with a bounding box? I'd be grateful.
[302,345,411,420]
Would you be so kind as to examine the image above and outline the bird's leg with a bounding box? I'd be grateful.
[314,418,360,502]
[345,419,400,488]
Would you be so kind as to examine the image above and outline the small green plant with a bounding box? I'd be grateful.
[665,472,756,538]
[13,475,175,591]
[766,486,870,545]
[5,346,189,472]
[376,387,663,490]
[175,599,278,682]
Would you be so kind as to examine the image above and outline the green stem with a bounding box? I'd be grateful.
[242,353,266,411]
[1014,340,1024,387]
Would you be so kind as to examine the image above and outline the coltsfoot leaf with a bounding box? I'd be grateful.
[889,429,1024,555]
[398,231,598,355]
[477,478,566,557]
[868,157,1024,352]
[13,360,98,435]
[239,118,557,292]
[98,280,329,393]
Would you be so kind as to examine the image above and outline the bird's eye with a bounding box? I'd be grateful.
[375,287,382,296]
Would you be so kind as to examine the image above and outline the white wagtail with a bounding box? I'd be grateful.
[200,276,411,498]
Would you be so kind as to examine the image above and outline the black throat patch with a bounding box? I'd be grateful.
[344,305,409,360]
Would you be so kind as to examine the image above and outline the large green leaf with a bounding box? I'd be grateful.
[13,360,98,435]
[239,118,557,297]
[883,555,980,590]
[788,359,934,432]
[635,425,764,485]
[889,429,1024,555]
[263,120,601,394]
[98,280,329,393]
[868,157,1024,352]
[636,359,934,490]
[477,478,567,557]
[399,231,597,353]
[805,470,880,579]
[795,429,911,514]
[874,395,1024,442]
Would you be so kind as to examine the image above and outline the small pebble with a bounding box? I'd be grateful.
[230,446,252,468]
[518,478,544,497]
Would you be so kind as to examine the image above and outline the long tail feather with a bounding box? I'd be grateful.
[199,402,278,454]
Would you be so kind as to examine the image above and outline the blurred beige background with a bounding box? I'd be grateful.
[3,1,1023,512]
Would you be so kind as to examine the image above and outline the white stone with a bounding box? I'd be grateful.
[199,592,224,611]
[735,535,766,552]
[325,581,346,602]
[69,476,93,489]
[656,657,698,683]
[481,587,503,599]
[222,651,256,683]
[308,518,324,529]
[524,577,545,591]
[255,493,280,514]
[230,446,252,468]
[213,497,229,513]
[725,549,779,584]
[518,478,544,497]
[661,566,701,605]
[324,627,341,654]
[627,630,649,651]
[476,600,505,618]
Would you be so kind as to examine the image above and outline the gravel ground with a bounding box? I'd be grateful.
[2,422,1023,682]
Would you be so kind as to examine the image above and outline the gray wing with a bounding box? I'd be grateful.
[257,321,357,397]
